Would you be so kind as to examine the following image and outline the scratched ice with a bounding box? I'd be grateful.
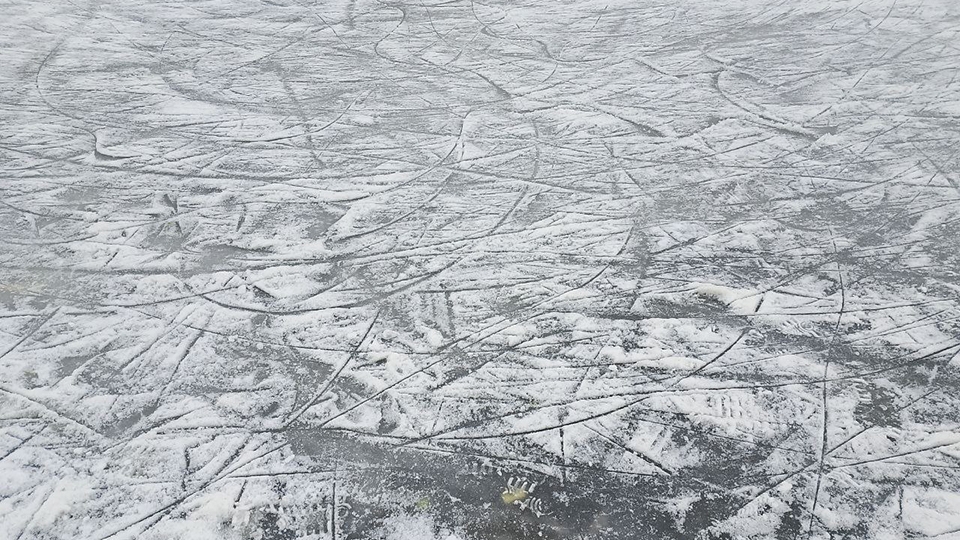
[2,0,960,538]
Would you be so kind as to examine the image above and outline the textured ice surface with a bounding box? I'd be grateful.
[2,0,960,538]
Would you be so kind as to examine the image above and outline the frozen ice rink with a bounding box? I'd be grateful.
[2,0,960,538]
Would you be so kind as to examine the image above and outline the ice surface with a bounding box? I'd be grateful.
[2,0,960,538]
